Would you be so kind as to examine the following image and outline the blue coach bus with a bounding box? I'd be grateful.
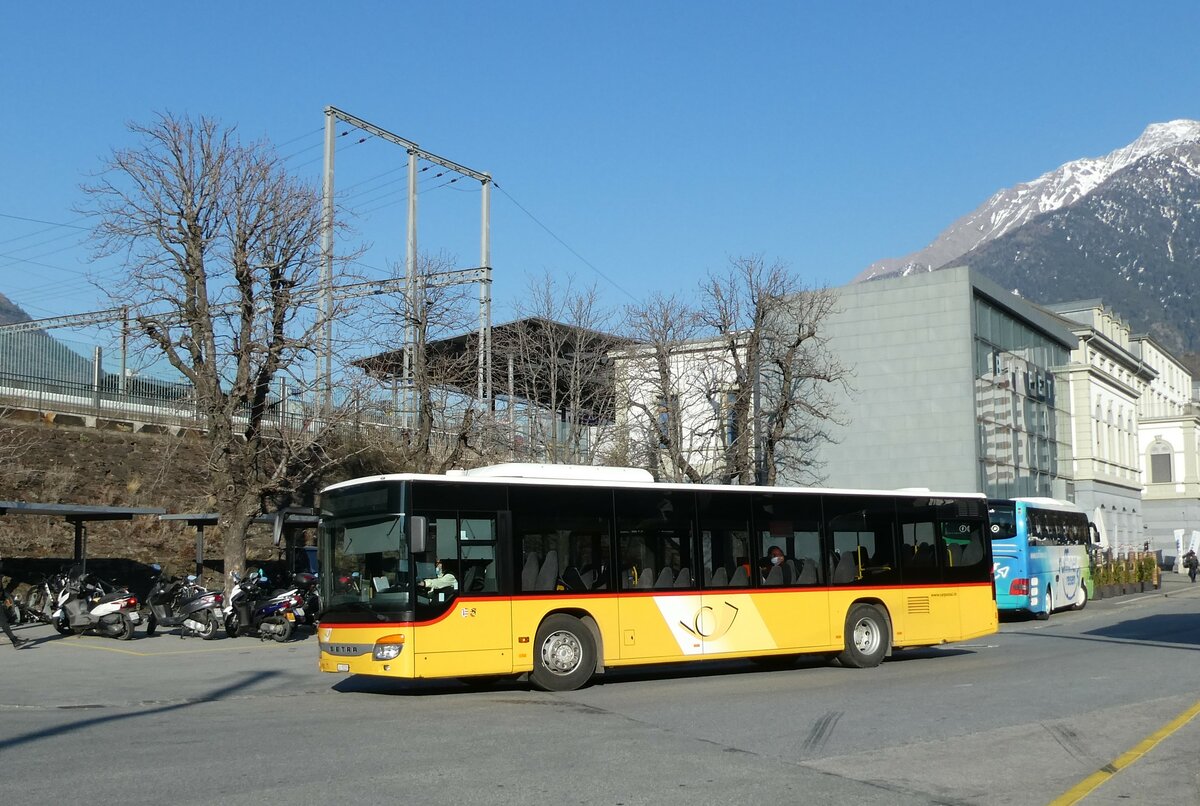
[988,498,1097,619]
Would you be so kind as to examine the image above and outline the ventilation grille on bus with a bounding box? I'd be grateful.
[957,499,986,519]
[907,596,931,615]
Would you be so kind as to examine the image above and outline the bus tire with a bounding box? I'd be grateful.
[837,603,889,669]
[1036,587,1052,620]
[1072,584,1088,611]
[531,614,595,692]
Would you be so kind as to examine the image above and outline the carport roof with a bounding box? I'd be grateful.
[159,509,319,528]
[0,501,166,520]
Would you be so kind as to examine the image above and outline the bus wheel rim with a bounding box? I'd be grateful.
[853,618,879,654]
[541,629,583,675]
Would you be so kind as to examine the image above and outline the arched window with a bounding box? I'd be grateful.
[1149,438,1173,484]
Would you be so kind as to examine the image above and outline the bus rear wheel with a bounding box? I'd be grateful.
[1036,587,1053,621]
[837,604,890,668]
[1072,584,1088,611]
[531,614,595,692]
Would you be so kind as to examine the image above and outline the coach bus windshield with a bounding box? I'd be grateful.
[987,501,1017,540]
[319,482,415,623]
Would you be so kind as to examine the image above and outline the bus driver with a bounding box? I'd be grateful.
[419,559,458,593]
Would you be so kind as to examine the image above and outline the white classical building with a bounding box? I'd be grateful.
[1044,301,1153,550]
[1130,333,1200,554]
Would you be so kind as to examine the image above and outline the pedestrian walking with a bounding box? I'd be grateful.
[1185,550,1199,583]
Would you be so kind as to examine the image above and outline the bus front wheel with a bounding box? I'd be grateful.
[531,614,595,692]
[837,604,890,668]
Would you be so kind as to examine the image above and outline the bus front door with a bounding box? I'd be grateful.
[412,513,513,678]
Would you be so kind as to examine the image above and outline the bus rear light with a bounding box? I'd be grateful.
[1009,578,1030,596]
[373,633,406,661]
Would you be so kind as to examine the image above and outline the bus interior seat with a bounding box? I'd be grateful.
[960,540,983,566]
[463,565,484,592]
[673,567,691,587]
[763,564,783,586]
[578,568,596,589]
[913,542,934,567]
[521,553,540,590]
[561,566,588,592]
[729,565,749,587]
[654,567,675,588]
[636,567,656,589]
[947,543,964,567]
[784,559,798,584]
[832,553,856,584]
[534,550,559,590]
[708,567,728,588]
[796,559,817,584]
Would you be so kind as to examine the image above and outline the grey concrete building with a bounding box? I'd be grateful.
[795,266,1077,498]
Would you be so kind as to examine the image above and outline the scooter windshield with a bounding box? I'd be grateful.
[320,514,414,623]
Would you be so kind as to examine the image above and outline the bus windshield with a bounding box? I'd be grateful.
[987,501,1017,540]
[321,513,415,623]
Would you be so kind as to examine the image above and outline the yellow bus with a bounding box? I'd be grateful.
[316,463,997,691]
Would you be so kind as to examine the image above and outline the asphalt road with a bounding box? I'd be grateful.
[3,577,1200,805]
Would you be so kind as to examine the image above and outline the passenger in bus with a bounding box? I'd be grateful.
[761,546,787,584]
[419,559,458,593]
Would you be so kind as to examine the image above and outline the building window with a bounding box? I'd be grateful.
[1149,439,1173,483]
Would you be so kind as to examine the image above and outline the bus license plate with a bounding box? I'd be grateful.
[337,663,349,672]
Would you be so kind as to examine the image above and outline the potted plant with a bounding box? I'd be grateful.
[1115,561,1130,596]
[1099,562,1116,598]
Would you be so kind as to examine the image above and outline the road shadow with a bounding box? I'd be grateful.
[0,670,282,753]
[1084,613,1200,646]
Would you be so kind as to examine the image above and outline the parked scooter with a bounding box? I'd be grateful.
[52,572,141,640]
[144,566,224,640]
[22,569,72,624]
[224,570,304,642]
[293,571,321,625]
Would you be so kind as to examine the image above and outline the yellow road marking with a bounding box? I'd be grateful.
[1050,698,1200,805]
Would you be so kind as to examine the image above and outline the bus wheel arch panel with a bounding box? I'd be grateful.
[837,602,892,669]
[531,613,597,692]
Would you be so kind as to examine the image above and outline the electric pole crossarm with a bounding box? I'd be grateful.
[0,306,130,334]
[325,106,490,183]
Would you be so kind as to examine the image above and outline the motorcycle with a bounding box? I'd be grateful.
[144,566,223,640]
[224,570,304,642]
[51,573,141,640]
[293,571,321,625]
[22,570,72,624]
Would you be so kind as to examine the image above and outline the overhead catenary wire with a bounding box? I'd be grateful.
[493,183,639,304]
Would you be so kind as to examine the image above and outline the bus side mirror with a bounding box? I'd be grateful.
[410,515,427,555]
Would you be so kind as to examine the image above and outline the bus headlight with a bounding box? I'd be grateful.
[373,634,406,661]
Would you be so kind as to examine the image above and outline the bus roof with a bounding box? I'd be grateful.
[1008,497,1086,513]
[320,463,988,501]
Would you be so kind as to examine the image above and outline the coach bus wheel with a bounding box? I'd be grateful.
[837,604,889,668]
[531,614,595,692]
[1035,588,1052,621]
[1072,585,1088,611]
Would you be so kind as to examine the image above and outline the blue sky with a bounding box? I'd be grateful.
[2,2,1197,348]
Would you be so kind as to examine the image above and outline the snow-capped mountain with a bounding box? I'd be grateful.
[856,120,1200,282]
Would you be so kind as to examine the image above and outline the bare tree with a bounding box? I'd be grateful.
[500,272,618,464]
[353,252,488,473]
[617,293,719,483]
[82,112,360,588]
[698,256,849,486]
